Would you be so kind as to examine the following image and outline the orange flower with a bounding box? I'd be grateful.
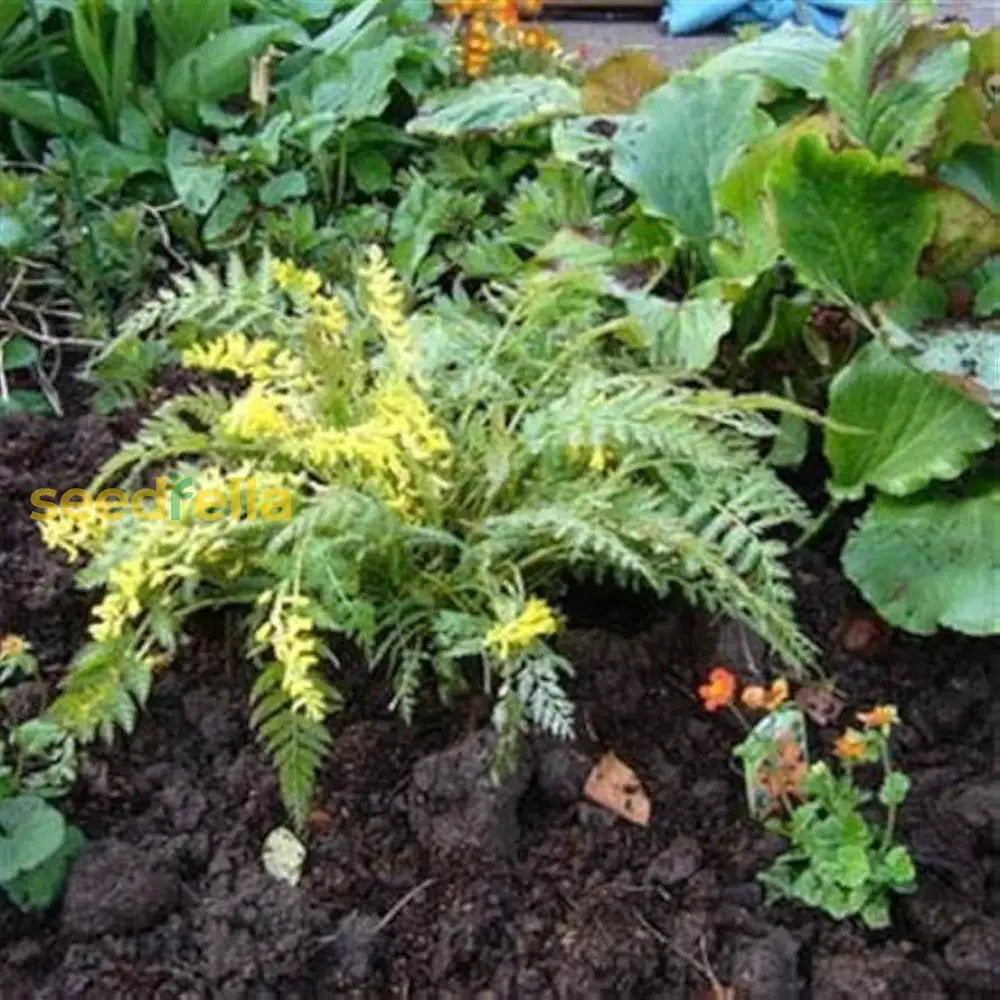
[856,704,899,732]
[493,0,520,27]
[698,666,737,712]
[518,24,558,52]
[741,677,789,712]
[0,634,26,658]
[833,728,868,762]
[462,15,492,77]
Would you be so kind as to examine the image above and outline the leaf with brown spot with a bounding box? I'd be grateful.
[583,751,651,826]
[582,50,669,114]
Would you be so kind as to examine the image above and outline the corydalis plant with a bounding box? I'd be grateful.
[41,250,816,827]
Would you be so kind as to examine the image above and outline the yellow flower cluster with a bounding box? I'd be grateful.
[271,259,322,299]
[221,385,297,441]
[255,591,327,719]
[182,332,308,390]
[88,526,185,642]
[300,377,452,516]
[485,597,560,660]
[271,258,348,347]
[38,499,110,562]
[358,246,416,375]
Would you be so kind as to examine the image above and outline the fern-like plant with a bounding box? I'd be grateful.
[40,250,817,828]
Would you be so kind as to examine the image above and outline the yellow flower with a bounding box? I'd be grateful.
[856,704,899,733]
[357,246,416,374]
[255,593,328,720]
[0,634,27,659]
[271,258,323,299]
[37,501,109,561]
[485,597,560,660]
[588,446,608,473]
[221,385,296,441]
[182,332,307,390]
[308,293,348,345]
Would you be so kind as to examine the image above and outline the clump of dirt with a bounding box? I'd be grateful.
[1,409,998,998]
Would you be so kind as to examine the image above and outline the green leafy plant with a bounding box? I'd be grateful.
[702,666,915,929]
[39,251,818,828]
[743,706,915,930]
[0,634,83,912]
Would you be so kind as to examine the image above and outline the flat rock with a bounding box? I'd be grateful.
[944,917,1000,991]
[811,952,945,1000]
[644,835,702,887]
[61,839,180,939]
[408,729,533,859]
[731,928,801,1000]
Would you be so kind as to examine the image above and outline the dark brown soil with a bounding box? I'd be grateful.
[1,408,998,999]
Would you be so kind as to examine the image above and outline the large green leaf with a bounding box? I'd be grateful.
[712,114,830,279]
[407,76,580,138]
[0,82,100,135]
[844,477,1000,635]
[936,143,1000,214]
[292,37,405,151]
[165,129,226,215]
[697,24,836,95]
[161,24,288,129]
[0,795,66,882]
[768,135,934,305]
[611,74,770,242]
[624,291,733,372]
[825,340,996,499]
[821,4,970,160]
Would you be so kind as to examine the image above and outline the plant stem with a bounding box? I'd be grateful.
[796,496,843,547]
[335,133,348,207]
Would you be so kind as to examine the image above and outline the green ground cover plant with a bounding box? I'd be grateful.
[36,251,817,827]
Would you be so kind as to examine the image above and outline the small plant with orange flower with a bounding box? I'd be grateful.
[0,634,84,913]
[699,668,915,928]
[437,0,563,80]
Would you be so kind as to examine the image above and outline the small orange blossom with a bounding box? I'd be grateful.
[856,704,899,732]
[833,728,868,762]
[698,666,737,712]
[0,634,26,658]
[742,677,789,712]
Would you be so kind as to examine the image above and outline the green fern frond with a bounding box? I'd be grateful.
[49,641,152,745]
[250,663,338,831]
[89,389,230,491]
[117,254,281,343]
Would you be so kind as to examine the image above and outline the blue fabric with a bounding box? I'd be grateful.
[663,0,875,37]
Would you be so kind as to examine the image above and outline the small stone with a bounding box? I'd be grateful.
[577,801,617,828]
[61,839,179,939]
[948,779,1000,849]
[732,928,801,1000]
[900,877,975,945]
[812,952,944,1000]
[407,729,533,859]
[944,917,1000,991]
[534,742,590,804]
[644,835,702,887]
[328,910,380,986]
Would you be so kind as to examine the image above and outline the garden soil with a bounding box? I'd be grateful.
[1,404,998,999]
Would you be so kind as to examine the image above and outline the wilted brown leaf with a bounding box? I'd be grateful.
[583,751,651,826]
[795,681,846,727]
[582,50,669,114]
